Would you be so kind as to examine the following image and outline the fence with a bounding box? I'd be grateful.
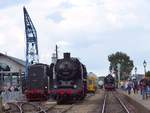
[1,87,26,104]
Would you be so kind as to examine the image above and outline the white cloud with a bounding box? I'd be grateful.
[0,0,150,75]
[56,40,71,47]
[0,5,25,57]
[0,34,5,45]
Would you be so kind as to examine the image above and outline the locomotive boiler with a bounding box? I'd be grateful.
[49,53,87,103]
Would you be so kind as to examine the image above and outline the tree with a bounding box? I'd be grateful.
[108,52,134,80]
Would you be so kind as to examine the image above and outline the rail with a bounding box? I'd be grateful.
[115,96,130,113]
[101,94,107,113]
[38,104,73,113]
[100,92,131,113]
[6,102,22,113]
[20,102,40,113]
[40,104,57,113]
[61,104,74,113]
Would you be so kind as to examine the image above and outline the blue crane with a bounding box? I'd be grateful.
[23,7,39,79]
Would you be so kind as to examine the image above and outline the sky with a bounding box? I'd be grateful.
[0,0,150,76]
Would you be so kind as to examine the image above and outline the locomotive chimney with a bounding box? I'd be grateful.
[51,53,57,64]
[64,53,70,59]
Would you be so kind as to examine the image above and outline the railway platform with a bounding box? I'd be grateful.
[119,89,150,111]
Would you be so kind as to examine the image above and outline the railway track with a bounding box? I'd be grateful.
[3,101,73,113]
[4,102,21,113]
[44,104,73,113]
[3,93,93,113]
[101,91,130,113]
[41,93,93,113]
[21,102,41,113]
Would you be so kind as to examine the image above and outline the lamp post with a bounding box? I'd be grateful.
[143,60,147,77]
[134,67,137,75]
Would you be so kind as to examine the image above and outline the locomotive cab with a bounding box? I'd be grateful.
[25,63,49,101]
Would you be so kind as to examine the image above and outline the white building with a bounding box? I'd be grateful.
[0,53,25,87]
[132,74,144,82]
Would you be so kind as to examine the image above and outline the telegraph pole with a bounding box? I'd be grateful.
[117,63,121,88]
[56,45,58,59]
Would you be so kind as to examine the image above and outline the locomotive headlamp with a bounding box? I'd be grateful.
[73,85,77,88]
[54,85,57,89]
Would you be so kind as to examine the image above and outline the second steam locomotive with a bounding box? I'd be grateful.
[24,63,50,101]
[50,53,87,103]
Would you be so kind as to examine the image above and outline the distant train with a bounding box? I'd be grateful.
[97,76,105,89]
[98,80,104,89]
[49,53,87,103]
[87,73,97,93]
[24,63,50,101]
[104,74,115,91]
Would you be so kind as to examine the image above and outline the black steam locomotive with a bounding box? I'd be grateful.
[49,53,87,103]
[25,63,50,101]
[104,74,115,91]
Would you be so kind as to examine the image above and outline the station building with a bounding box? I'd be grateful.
[0,53,25,87]
[132,74,144,82]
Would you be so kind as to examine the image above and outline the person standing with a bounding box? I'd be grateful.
[139,79,144,95]
[133,79,138,94]
[141,78,148,99]
[127,80,132,95]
